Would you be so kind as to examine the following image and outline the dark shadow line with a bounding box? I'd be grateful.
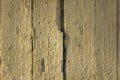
[31,0,34,80]
[60,0,66,80]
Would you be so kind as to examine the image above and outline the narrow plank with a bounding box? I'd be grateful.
[64,0,95,80]
[0,0,2,79]
[94,0,117,80]
[33,0,63,80]
[118,0,120,79]
[2,0,32,80]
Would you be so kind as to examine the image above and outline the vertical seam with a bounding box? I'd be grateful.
[60,0,66,80]
[31,0,34,80]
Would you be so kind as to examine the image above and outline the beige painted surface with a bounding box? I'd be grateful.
[0,0,2,79]
[0,0,119,80]
[64,0,95,80]
[65,0,117,80]
[118,0,120,79]
[33,0,63,80]
[94,0,117,80]
[2,0,32,80]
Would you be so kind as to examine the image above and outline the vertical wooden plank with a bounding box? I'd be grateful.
[94,0,117,80]
[33,0,63,80]
[0,0,2,79]
[118,0,120,79]
[64,0,95,80]
[2,0,32,80]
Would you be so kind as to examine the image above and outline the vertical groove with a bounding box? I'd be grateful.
[60,0,66,80]
[116,0,118,80]
[31,0,34,80]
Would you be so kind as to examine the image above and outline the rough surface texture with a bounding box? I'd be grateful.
[2,0,32,80]
[0,0,119,80]
[94,0,117,80]
[65,0,117,80]
[118,0,120,79]
[64,0,95,80]
[0,0,2,79]
[33,0,63,80]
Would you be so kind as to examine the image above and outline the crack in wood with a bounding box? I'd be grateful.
[60,0,66,80]
[31,0,34,80]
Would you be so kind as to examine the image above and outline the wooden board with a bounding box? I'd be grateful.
[118,0,120,79]
[64,0,95,79]
[2,0,32,80]
[94,0,117,80]
[33,0,63,80]
[64,0,117,80]
[0,0,2,79]
[0,0,119,80]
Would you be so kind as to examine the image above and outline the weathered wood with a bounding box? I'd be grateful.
[118,0,120,79]
[33,0,63,80]
[0,0,2,79]
[2,0,32,80]
[0,0,118,80]
[64,0,95,80]
[94,0,117,80]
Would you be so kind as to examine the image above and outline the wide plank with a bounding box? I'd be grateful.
[33,0,63,80]
[64,0,95,80]
[2,0,32,80]
[94,0,117,79]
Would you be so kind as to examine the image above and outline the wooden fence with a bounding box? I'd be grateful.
[0,0,120,80]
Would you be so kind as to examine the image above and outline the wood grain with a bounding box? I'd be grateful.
[0,0,2,79]
[33,0,63,80]
[64,0,95,80]
[0,0,119,80]
[118,0,120,79]
[2,0,32,80]
[94,0,117,79]
[64,0,117,80]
